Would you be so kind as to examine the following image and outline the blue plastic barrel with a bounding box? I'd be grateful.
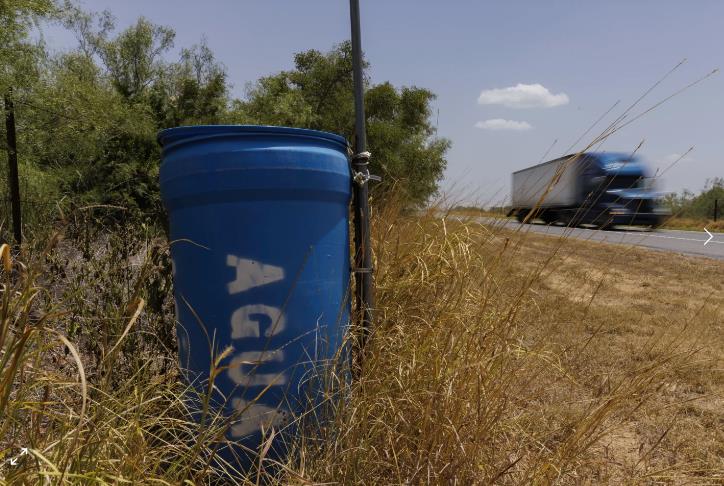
[158,125,351,467]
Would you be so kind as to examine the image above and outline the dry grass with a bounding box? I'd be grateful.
[0,234,245,484]
[294,208,723,484]
[0,206,722,484]
[449,207,510,219]
[497,220,723,482]
[662,216,724,232]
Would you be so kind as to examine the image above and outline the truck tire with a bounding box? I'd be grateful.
[599,217,615,230]
[562,212,580,228]
[515,210,528,223]
[541,211,557,224]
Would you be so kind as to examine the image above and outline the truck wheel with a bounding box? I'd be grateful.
[599,220,615,231]
[565,214,585,228]
[515,210,528,223]
[541,211,557,224]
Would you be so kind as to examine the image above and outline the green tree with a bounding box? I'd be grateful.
[0,0,56,93]
[94,16,175,100]
[51,8,228,216]
[686,178,724,218]
[663,178,724,219]
[1,0,60,236]
[10,5,167,218]
[365,82,450,204]
[21,49,159,215]
[149,39,228,128]
[234,42,449,205]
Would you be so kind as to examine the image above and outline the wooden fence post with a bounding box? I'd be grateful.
[3,89,22,246]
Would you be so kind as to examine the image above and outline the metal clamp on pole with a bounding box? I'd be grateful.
[351,151,382,186]
[354,172,382,185]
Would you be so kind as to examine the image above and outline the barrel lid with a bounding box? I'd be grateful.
[157,125,348,151]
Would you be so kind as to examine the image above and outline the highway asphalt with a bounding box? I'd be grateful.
[473,217,724,261]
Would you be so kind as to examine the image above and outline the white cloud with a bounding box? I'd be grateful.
[477,83,569,109]
[475,119,532,131]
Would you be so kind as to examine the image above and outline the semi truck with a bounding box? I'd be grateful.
[508,152,668,228]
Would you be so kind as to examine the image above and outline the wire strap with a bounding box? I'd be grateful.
[352,266,374,274]
[351,151,371,164]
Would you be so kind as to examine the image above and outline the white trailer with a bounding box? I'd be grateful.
[511,156,581,209]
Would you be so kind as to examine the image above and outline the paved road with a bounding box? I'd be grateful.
[474,218,724,261]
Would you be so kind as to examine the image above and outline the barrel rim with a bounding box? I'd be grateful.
[157,125,348,150]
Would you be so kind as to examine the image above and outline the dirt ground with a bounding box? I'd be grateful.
[503,224,723,482]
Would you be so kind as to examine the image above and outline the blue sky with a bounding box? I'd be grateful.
[41,0,723,204]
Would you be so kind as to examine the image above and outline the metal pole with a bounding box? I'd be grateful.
[349,0,374,351]
[714,199,718,222]
[4,90,22,246]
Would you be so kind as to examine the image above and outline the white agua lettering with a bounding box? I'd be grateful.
[230,397,289,437]
[227,255,284,295]
[230,304,286,339]
[227,349,286,387]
